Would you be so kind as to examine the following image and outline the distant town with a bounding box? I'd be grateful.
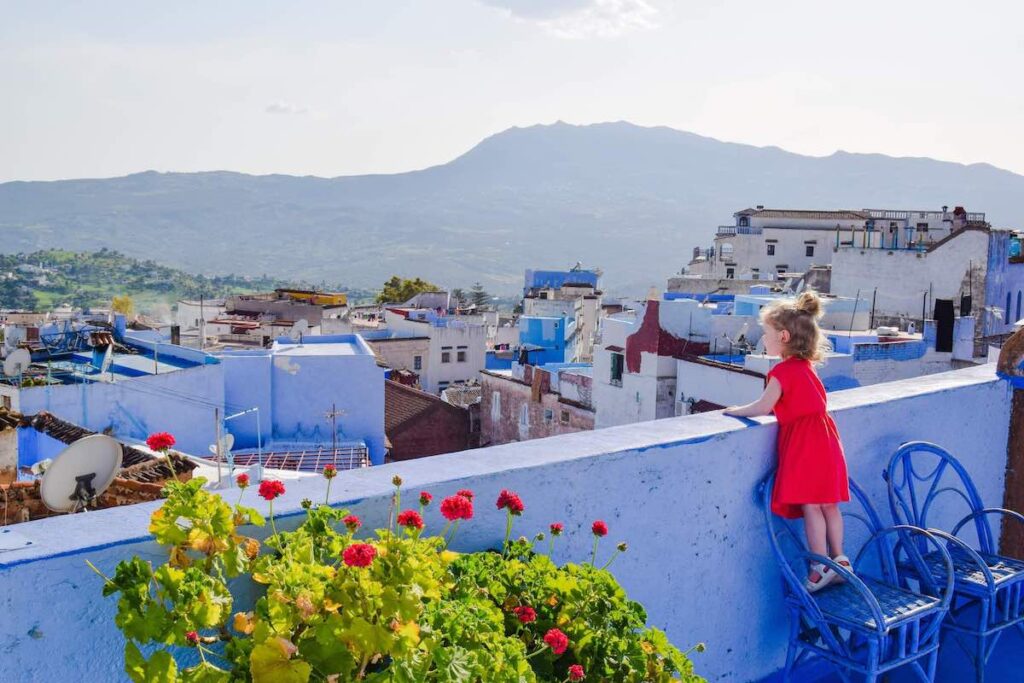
[0,203,1022,523]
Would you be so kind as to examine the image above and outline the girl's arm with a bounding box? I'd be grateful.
[724,377,782,417]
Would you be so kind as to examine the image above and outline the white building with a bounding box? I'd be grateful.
[383,309,487,394]
[688,205,985,281]
[175,299,227,331]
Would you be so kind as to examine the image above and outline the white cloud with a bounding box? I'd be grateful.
[265,100,310,115]
[480,0,659,39]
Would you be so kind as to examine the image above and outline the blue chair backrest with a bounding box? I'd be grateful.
[885,441,993,553]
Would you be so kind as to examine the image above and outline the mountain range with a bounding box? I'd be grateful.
[2,121,1023,295]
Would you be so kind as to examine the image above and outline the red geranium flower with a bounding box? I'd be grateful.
[568,664,585,681]
[456,489,475,501]
[591,520,608,537]
[543,628,569,655]
[440,494,473,521]
[146,432,175,452]
[323,464,338,479]
[343,542,377,567]
[419,491,433,506]
[343,514,362,532]
[258,479,286,501]
[397,509,424,530]
[549,522,564,536]
[185,630,199,646]
[496,489,525,516]
[512,605,536,624]
[236,473,250,489]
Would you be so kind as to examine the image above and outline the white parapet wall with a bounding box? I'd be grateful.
[0,365,1012,682]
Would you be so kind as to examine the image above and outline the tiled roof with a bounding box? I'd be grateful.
[385,380,466,435]
[690,399,726,413]
[24,411,197,477]
[738,208,871,220]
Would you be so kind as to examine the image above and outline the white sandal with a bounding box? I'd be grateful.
[831,554,853,584]
[805,561,838,593]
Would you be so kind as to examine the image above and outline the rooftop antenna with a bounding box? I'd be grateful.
[39,434,122,513]
[4,348,31,384]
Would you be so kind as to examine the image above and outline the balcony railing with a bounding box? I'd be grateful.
[716,225,763,236]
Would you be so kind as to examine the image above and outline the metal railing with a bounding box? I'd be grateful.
[716,225,763,236]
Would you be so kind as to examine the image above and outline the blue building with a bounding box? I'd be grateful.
[523,268,600,297]
[220,335,386,466]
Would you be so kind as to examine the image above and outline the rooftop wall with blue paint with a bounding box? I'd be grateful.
[0,365,1010,682]
[523,268,600,294]
[16,363,225,455]
[663,292,735,304]
[852,339,927,363]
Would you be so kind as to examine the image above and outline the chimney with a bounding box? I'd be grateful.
[756,205,764,210]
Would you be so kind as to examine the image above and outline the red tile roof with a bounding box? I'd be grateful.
[385,380,467,436]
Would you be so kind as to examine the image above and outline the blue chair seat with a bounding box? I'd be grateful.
[901,548,1024,594]
[814,577,943,630]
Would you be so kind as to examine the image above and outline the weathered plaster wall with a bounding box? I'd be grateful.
[0,365,1011,682]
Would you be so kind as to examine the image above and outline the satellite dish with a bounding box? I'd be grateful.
[4,348,31,377]
[208,432,234,455]
[40,434,122,513]
[289,319,309,342]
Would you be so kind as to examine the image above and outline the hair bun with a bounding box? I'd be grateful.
[795,290,823,319]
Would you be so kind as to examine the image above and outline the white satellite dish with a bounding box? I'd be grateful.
[208,432,234,455]
[4,348,31,377]
[40,434,122,513]
[289,319,309,342]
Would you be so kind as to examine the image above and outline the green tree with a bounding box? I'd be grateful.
[469,282,490,308]
[0,280,38,310]
[451,288,466,308]
[112,295,135,318]
[376,276,440,304]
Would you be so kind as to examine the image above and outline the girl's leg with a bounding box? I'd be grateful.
[821,503,844,558]
[803,504,827,581]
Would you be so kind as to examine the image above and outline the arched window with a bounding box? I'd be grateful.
[720,242,734,256]
[1007,292,1013,324]
[739,217,749,227]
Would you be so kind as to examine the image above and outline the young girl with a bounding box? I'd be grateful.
[725,290,851,592]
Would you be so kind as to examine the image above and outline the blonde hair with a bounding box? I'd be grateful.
[759,290,831,363]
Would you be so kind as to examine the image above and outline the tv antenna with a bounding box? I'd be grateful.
[39,434,122,513]
[324,403,346,455]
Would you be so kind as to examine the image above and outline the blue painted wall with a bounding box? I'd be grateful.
[518,316,569,364]
[985,231,1024,334]
[523,268,599,295]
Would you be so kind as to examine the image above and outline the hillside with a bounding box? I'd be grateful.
[2,121,1023,295]
[0,249,360,315]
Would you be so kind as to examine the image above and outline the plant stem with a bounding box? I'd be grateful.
[325,479,332,506]
[600,549,621,571]
[502,510,513,555]
[548,535,554,557]
[268,500,279,539]
[84,559,115,585]
[444,520,460,549]
[591,536,599,566]
[525,644,550,661]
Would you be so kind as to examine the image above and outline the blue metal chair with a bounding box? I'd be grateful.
[763,472,954,683]
[885,441,1024,682]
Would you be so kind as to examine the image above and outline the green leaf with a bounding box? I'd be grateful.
[181,662,231,683]
[124,643,178,683]
[250,641,312,683]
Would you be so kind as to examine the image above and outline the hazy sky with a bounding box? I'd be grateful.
[3,1,1023,182]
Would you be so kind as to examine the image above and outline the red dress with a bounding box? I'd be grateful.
[768,357,849,519]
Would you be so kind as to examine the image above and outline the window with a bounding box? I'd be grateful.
[413,355,422,371]
[441,351,451,363]
[1008,292,1013,324]
[610,352,624,385]
[1018,291,1022,323]
[491,391,501,422]
[519,404,529,427]
[739,216,749,227]
[720,242,734,256]
[1,396,10,410]
[805,245,815,257]
[766,244,776,256]
[457,351,466,362]
[560,409,570,425]
[543,408,554,424]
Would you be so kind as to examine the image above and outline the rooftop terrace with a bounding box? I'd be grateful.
[0,362,1018,681]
